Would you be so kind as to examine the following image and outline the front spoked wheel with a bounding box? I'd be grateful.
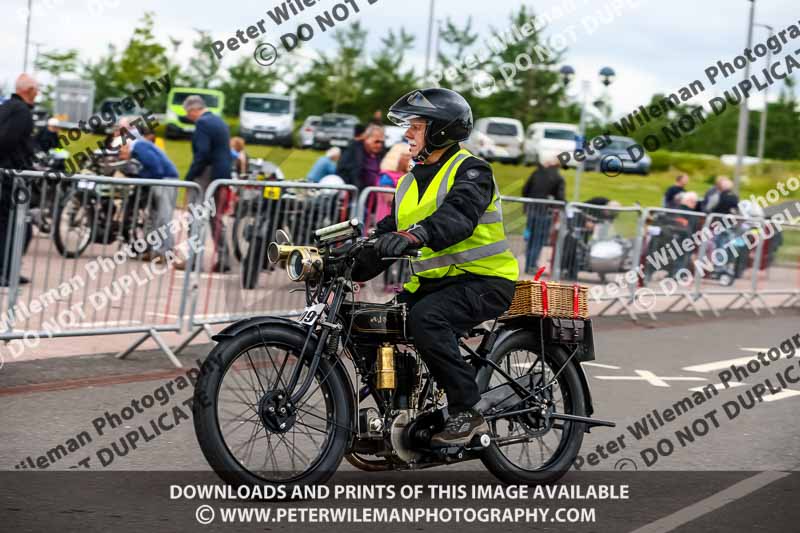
[479,331,585,484]
[193,325,352,489]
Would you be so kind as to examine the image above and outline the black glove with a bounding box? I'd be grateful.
[375,226,427,258]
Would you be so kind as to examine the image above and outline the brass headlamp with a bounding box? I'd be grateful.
[267,242,323,282]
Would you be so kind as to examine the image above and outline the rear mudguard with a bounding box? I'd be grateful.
[211,315,356,434]
[486,325,594,417]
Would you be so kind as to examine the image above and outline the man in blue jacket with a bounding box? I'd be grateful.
[119,137,179,262]
[183,95,233,272]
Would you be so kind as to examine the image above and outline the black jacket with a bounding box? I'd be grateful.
[185,111,233,181]
[0,94,35,170]
[336,140,387,191]
[522,165,565,202]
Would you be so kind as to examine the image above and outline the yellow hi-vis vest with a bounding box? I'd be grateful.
[396,148,519,293]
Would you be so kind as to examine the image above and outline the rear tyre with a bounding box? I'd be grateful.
[478,331,585,484]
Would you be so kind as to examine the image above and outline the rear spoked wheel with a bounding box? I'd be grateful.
[479,331,585,484]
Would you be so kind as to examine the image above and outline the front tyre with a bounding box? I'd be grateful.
[478,331,586,484]
[193,325,351,489]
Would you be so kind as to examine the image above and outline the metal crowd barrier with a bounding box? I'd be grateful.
[174,179,359,353]
[498,196,566,281]
[2,166,799,368]
[0,170,203,366]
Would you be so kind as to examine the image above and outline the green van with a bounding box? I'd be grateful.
[165,87,225,139]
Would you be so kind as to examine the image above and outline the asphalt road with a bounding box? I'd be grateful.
[1,309,799,532]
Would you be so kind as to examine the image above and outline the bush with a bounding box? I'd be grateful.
[648,150,727,176]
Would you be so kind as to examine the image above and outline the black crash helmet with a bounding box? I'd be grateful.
[387,88,473,160]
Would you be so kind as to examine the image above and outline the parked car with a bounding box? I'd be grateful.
[522,122,579,166]
[383,125,406,147]
[473,117,524,164]
[299,115,321,148]
[313,113,358,149]
[587,135,652,175]
[463,130,513,162]
[165,87,225,139]
[95,97,149,133]
[238,93,294,147]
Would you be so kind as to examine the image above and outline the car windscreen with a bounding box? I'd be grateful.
[543,129,576,140]
[171,92,219,109]
[486,123,519,136]
[321,116,356,128]
[244,97,291,114]
[606,139,635,151]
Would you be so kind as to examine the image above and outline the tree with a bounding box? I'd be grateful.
[294,21,369,117]
[183,29,222,89]
[33,49,80,108]
[358,29,419,121]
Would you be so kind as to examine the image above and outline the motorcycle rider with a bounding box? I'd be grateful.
[354,88,519,447]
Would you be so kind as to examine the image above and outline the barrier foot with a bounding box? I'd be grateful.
[753,293,775,316]
[116,332,150,360]
[149,329,182,368]
[173,324,215,356]
[698,294,720,317]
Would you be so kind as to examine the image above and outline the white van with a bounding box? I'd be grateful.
[522,122,578,166]
[472,117,524,164]
[239,93,295,147]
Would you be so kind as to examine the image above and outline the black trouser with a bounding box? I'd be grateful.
[399,275,516,413]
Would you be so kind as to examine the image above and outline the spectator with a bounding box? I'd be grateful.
[119,139,178,263]
[353,123,367,141]
[663,173,689,208]
[377,144,413,292]
[375,144,412,220]
[370,110,383,125]
[701,175,725,213]
[181,95,233,273]
[336,124,387,192]
[306,147,341,183]
[230,136,249,177]
[35,117,61,152]
[521,157,565,274]
[142,128,167,152]
[0,73,38,287]
[712,177,739,215]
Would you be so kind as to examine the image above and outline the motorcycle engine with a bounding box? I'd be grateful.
[390,410,422,463]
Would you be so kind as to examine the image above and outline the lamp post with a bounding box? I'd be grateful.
[560,65,616,202]
[754,23,773,162]
[23,0,33,71]
[733,0,757,193]
[424,0,436,80]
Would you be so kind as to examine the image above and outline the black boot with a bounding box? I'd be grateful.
[430,408,489,448]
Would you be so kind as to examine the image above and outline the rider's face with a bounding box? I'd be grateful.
[405,119,427,158]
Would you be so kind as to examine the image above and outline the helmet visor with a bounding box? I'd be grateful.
[387,110,422,128]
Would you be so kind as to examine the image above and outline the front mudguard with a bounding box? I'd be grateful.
[211,315,357,435]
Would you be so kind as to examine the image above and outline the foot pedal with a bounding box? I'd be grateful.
[465,433,492,451]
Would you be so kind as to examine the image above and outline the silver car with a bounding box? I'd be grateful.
[314,113,359,150]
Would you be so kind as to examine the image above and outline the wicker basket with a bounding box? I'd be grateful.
[501,280,589,319]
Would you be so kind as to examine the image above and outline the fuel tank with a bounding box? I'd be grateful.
[338,301,409,343]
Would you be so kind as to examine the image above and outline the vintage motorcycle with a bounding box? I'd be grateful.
[192,219,614,489]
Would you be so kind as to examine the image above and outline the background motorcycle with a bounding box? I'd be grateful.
[192,220,614,490]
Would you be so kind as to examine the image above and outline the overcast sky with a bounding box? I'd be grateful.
[1,0,796,118]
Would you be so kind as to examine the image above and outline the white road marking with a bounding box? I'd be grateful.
[595,370,707,388]
[582,362,621,369]
[684,352,791,373]
[630,471,790,533]
[739,347,769,352]
[689,382,745,392]
[763,389,800,402]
